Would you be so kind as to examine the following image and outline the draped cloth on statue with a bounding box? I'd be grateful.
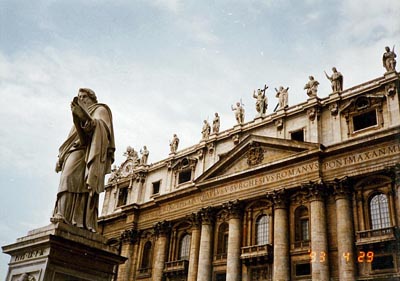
[52,103,115,232]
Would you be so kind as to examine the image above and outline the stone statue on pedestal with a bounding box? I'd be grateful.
[51,88,115,233]
[170,134,179,154]
[304,76,319,97]
[201,120,211,140]
[383,46,397,72]
[325,67,343,93]
[253,84,268,115]
[275,86,289,109]
[212,112,220,134]
[140,146,149,165]
[231,101,245,124]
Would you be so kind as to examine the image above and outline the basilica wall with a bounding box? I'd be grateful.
[99,70,400,280]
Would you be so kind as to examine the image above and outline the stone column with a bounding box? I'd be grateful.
[153,221,171,281]
[197,207,215,281]
[307,182,330,281]
[332,178,356,281]
[269,189,290,281]
[390,164,400,226]
[224,200,243,281]
[187,213,201,281]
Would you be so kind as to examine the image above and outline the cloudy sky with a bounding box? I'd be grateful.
[0,0,399,277]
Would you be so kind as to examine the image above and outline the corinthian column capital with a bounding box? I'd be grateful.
[199,206,215,225]
[267,189,288,209]
[154,220,171,237]
[222,199,243,220]
[302,180,327,201]
[330,176,353,200]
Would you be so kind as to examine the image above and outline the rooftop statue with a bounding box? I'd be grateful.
[51,88,115,232]
[253,84,268,116]
[325,67,343,93]
[304,76,319,97]
[383,46,397,72]
[170,134,179,154]
[275,86,289,110]
[212,112,220,134]
[231,101,245,124]
[201,120,211,140]
[140,146,149,165]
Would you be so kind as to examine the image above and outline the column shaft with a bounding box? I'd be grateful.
[336,197,356,280]
[273,207,290,281]
[197,223,213,281]
[310,199,329,280]
[226,217,242,281]
[187,227,201,281]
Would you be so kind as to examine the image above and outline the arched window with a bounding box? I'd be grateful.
[370,193,390,229]
[256,215,270,245]
[217,223,229,254]
[295,206,309,242]
[141,241,152,268]
[179,234,191,260]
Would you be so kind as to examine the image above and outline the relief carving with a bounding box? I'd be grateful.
[246,142,265,166]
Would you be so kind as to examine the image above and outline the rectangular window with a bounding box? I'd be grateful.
[152,181,160,195]
[178,170,191,184]
[295,262,311,276]
[215,273,226,281]
[117,187,128,207]
[291,129,304,142]
[353,110,377,132]
[372,255,395,271]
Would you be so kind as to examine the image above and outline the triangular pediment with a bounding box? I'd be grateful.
[196,135,320,183]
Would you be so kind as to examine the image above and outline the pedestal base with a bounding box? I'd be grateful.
[2,222,126,281]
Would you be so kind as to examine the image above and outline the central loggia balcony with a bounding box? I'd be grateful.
[240,244,273,265]
[163,260,189,275]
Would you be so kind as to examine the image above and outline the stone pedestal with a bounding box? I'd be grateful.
[2,222,126,281]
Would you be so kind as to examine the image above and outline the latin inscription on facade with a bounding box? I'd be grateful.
[323,143,400,171]
[160,161,319,214]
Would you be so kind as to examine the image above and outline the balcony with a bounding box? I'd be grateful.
[240,244,273,265]
[137,267,151,278]
[291,240,310,253]
[356,227,397,245]
[163,260,189,276]
[213,253,227,266]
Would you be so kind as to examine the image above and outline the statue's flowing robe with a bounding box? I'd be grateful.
[53,103,115,231]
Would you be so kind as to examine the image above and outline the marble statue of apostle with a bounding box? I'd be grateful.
[253,85,268,115]
[170,134,179,153]
[201,120,211,140]
[325,67,343,92]
[275,86,289,109]
[140,146,149,165]
[304,76,319,97]
[52,88,115,232]
[212,112,220,134]
[231,101,245,124]
[383,46,397,72]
